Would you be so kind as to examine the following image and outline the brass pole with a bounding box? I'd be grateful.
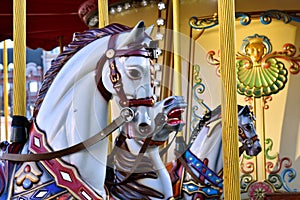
[172,0,186,154]
[98,0,109,28]
[98,0,112,154]
[13,0,27,117]
[172,0,182,96]
[218,0,241,199]
[160,0,173,99]
[261,98,266,180]
[3,40,9,140]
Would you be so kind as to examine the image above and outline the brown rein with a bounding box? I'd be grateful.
[0,108,133,162]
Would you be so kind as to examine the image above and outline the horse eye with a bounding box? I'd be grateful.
[244,123,252,131]
[126,68,141,79]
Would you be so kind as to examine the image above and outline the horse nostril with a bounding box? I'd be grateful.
[139,123,150,134]
[164,97,175,107]
[257,146,262,153]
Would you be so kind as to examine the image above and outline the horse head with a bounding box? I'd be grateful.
[101,21,161,138]
[238,105,262,156]
[150,96,187,142]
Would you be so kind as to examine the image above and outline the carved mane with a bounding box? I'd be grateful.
[32,24,131,117]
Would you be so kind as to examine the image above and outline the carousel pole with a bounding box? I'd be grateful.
[172,0,185,153]
[98,0,112,153]
[98,0,109,27]
[12,0,30,143]
[218,0,240,199]
[3,40,9,141]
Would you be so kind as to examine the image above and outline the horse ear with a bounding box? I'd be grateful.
[117,20,146,48]
[145,24,154,36]
[238,105,250,116]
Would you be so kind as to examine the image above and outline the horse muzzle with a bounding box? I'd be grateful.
[135,106,153,136]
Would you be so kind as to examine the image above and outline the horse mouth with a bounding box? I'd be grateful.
[167,108,184,125]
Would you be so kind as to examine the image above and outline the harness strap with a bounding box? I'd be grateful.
[0,110,129,162]
[107,112,167,185]
[106,136,152,186]
[29,123,103,200]
[182,150,223,189]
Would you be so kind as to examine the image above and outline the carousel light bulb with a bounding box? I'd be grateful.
[116,5,123,13]
[124,2,131,10]
[141,0,148,7]
[110,7,116,15]
[156,18,165,26]
[88,16,98,27]
[158,2,166,10]
[155,32,164,40]
[154,63,161,71]
[152,80,160,87]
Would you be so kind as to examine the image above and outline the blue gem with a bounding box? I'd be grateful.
[23,178,33,189]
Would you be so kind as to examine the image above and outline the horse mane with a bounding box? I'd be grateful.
[32,23,131,118]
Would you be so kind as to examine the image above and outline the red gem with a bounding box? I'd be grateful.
[24,165,31,173]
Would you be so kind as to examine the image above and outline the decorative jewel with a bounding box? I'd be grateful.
[15,162,42,189]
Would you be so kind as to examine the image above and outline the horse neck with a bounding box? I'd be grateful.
[35,37,110,146]
[32,37,110,197]
[189,119,224,173]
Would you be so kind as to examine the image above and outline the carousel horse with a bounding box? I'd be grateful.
[168,105,262,200]
[105,96,187,200]
[0,21,171,200]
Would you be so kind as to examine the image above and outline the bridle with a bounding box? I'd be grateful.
[238,120,259,152]
[96,33,159,108]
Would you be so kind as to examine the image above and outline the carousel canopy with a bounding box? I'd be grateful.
[0,0,126,50]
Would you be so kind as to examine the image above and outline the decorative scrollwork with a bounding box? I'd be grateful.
[266,156,292,174]
[190,10,300,30]
[206,50,220,77]
[240,174,254,191]
[191,65,209,132]
[268,174,283,189]
[260,10,296,25]
[262,43,300,74]
[265,139,278,160]
[240,160,255,174]
[242,152,253,160]
[191,105,202,130]
[263,137,298,193]
[189,14,218,30]
[263,96,273,110]
[235,13,251,26]
[244,97,254,110]
[282,168,298,192]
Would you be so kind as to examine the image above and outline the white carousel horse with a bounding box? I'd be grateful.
[105,96,187,200]
[168,105,262,200]
[0,21,167,200]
